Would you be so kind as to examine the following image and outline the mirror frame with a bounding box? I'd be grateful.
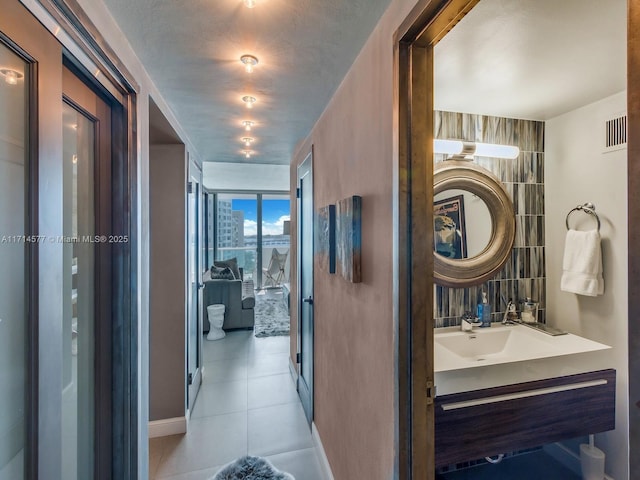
[433,159,515,287]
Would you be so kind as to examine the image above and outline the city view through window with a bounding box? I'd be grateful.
[214,193,290,288]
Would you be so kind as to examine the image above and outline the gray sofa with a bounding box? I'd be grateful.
[202,270,255,331]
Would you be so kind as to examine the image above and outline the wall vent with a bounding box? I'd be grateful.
[604,114,627,152]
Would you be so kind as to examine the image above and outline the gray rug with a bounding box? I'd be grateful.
[254,293,290,338]
[212,455,295,480]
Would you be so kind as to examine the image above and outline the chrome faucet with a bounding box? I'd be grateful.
[460,312,481,332]
[502,299,519,325]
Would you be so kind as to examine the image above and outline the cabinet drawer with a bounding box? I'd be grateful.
[435,369,615,467]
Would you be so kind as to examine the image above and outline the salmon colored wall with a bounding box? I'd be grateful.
[289,1,420,478]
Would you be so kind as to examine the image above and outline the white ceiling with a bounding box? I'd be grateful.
[434,0,627,120]
[102,0,392,165]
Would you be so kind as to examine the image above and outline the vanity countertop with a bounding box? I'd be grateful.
[434,323,612,395]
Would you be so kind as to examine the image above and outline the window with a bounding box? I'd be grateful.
[209,192,290,288]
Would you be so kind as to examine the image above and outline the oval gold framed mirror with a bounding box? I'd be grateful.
[433,159,515,287]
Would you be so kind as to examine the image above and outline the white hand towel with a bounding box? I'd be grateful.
[561,229,604,296]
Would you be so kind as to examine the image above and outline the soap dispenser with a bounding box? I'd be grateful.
[480,291,492,327]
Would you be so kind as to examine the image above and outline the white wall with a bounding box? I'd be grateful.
[545,91,628,480]
[203,162,290,192]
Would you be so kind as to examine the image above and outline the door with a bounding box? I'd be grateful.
[187,169,203,413]
[62,65,114,480]
[297,152,314,424]
[0,27,33,480]
[1,2,134,478]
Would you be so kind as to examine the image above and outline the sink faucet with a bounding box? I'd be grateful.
[460,312,481,332]
[502,299,520,325]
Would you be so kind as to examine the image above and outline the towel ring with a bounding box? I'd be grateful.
[565,202,601,232]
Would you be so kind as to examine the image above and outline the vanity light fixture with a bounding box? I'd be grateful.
[0,68,23,85]
[242,137,255,147]
[243,0,256,7]
[434,139,519,159]
[242,95,257,108]
[240,55,259,73]
[242,120,255,131]
[243,150,253,159]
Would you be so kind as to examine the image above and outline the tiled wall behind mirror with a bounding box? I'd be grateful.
[434,111,546,327]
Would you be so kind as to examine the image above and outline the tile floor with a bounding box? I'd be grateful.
[149,330,326,480]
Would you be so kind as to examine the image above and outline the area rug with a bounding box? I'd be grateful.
[211,455,295,480]
[253,293,290,338]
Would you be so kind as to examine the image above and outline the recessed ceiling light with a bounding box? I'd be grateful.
[243,0,256,8]
[240,55,259,73]
[242,137,255,147]
[242,120,255,131]
[242,95,257,108]
[243,150,253,159]
[0,68,24,85]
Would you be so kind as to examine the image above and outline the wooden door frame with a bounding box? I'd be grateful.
[628,3,640,479]
[397,1,640,479]
[394,1,480,478]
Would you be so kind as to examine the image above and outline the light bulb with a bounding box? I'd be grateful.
[242,96,256,108]
[243,150,253,159]
[1,68,23,85]
[242,121,254,131]
[474,142,520,159]
[5,70,17,85]
[243,0,256,8]
[242,137,254,147]
[240,55,259,73]
[434,139,519,159]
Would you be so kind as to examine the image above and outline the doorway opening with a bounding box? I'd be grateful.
[398,0,628,478]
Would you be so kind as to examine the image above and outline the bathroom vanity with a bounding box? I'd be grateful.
[434,324,615,467]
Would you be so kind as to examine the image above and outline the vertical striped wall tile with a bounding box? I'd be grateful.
[434,111,546,327]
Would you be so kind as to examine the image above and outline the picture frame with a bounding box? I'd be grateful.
[434,194,468,259]
[336,195,362,283]
[317,204,336,274]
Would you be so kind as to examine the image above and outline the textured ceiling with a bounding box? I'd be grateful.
[434,0,626,120]
[102,0,392,164]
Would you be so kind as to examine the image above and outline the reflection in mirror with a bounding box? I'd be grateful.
[432,159,516,288]
[434,189,492,259]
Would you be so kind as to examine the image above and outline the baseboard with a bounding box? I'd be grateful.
[312,422,334,480]
[544,442,614,480]
[148,416,187,438]
[288,357,299,386]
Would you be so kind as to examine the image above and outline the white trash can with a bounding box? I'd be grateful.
[207,304,226,341]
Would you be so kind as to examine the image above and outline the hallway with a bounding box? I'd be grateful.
[149,331,325,479]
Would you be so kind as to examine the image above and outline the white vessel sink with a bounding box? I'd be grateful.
[435,324,610,373]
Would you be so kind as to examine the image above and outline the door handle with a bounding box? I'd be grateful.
[303,296,314,305]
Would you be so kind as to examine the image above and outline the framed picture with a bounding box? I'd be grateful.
[434,194,467,259]
[317,204,336,273]
[336,196,362,283]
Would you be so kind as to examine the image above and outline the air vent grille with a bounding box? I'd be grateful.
[604,114,627,152]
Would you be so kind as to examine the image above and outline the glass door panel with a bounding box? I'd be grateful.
[0,43,28,480]
[61,101,95,480]
[261,195,291,288]
[216,194,257,280]
[187,177,202,411]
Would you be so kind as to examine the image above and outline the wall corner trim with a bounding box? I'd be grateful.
[312,423,335,480]
[148,416,187,438]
